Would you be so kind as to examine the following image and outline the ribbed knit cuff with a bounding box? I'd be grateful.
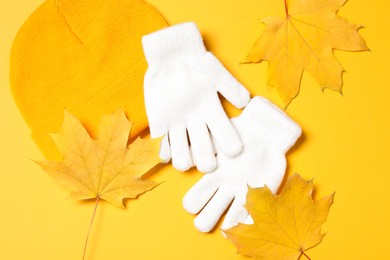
[239,96,302,153]
[142,22,206,66]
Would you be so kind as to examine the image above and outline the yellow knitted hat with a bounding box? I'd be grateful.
[10,0,167,160]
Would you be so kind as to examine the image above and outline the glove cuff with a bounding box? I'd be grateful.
[240,96,302,153]
[142,22,206,66]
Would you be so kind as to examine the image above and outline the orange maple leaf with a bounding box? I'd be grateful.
[36,109,162,259]
[37,109,162,208]
[225,174,335,260]
[244,0,368,107]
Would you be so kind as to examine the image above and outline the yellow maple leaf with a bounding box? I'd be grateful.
[37,109,162,208]
[244,0,368,107]
[225,174,334,260]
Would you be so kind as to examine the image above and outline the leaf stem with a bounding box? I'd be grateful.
[284,0,289,16]
[301,251,312,260]
[82,196,100,260]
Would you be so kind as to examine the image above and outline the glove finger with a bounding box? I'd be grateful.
[187,122,216,173]
[217,71,250,109]
[194,187,235,232]
[169,124,192,171]
[206,103,242,157]
[220,192,248,231]
[245,215,254,225]
[159,134,171,163]
[183,174,219,214]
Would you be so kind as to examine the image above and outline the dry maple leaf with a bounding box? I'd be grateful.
[37,109,162,208]
[225,174,334,260]
[244,0,368,107]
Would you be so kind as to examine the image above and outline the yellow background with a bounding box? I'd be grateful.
[0,0,389,259]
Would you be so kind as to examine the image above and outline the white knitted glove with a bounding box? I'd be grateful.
[142,22,250,173]
[182,96,302,232]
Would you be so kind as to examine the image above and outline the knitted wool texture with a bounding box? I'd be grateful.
[142,22,250,173]
[10,0,167,160]
[183,96,302,232]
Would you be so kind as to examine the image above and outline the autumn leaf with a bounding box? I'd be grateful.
[37,109,162,208]
[225,174,335,260]
[244,0,368,107]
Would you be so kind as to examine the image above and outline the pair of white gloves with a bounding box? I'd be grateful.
[142,22,302,232]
